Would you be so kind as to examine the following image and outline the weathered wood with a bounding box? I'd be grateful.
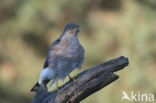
[31,56,129,103]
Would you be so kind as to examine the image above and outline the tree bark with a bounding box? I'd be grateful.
[31,56,129,103]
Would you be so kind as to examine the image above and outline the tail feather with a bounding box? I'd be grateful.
[30,82,40,92]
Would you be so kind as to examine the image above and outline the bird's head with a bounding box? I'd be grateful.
[63,23,80,36]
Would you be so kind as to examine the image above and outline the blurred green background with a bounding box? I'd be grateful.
[0,0,156,103]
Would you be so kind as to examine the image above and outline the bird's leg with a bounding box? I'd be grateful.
[68,74,76,82]
[56,82,61,93]
[55,77,61,93]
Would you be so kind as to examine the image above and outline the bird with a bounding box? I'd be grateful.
[30,23,85,92]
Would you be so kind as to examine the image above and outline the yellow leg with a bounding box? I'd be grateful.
[55,77,61,93]
[56,82,61,93]
[68,74,76,82]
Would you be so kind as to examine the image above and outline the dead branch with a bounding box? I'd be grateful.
[31,56,129,103]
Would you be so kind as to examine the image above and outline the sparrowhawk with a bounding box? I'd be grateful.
[31,23,85,92]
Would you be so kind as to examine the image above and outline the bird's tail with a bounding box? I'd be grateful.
[30,82,40,92]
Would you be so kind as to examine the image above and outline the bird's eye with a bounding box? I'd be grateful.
[70,26,75,29]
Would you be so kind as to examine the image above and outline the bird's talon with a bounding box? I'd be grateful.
[73,78,76,83]
[56,88,61,93]
[68,75,76,83]
[67,98,74,103]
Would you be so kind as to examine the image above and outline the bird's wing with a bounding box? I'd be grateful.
[77,45,85,69]
[43,38,60,68]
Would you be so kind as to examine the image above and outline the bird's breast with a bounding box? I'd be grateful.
[58,37,81,57]
[50,37,84,80]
